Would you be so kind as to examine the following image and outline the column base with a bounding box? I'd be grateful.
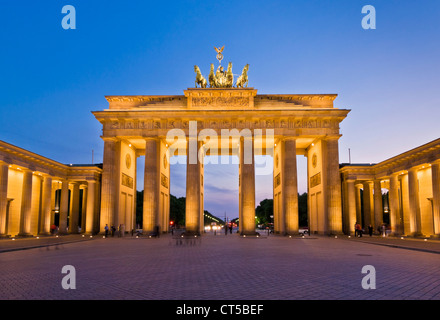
[0,234,11,239]
[409,232,425,238]
[17,233,33,238]
[430,234,440,239]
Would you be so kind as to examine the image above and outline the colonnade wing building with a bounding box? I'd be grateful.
[0,141,102,237]
[0,87,439,238]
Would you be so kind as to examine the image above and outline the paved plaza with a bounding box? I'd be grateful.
[0,233,439,300]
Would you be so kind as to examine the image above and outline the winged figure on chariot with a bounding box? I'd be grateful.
[194,46,249,89]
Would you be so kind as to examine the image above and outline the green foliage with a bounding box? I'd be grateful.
[255,193,309,227]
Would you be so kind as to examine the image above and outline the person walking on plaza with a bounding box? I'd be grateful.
[355,223,363,237]
[104,224,109,238]
[368,224,373,237]
[354,222,358,237]
[111,225,116,237]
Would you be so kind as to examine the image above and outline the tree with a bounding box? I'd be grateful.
[255,199,273,225]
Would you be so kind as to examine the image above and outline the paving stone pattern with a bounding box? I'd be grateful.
[0,233,439,300]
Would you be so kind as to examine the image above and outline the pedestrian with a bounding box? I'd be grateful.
[229,224,232,234]
[368,224,373,237]
[225,224,228,235]
[381,224,386,237]
[111,225,115,237]
[104,224,109,238]
[118,224,122,237]
[356,223,362,237]
[354,222,358,237]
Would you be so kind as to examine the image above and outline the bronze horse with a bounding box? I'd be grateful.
[194,65,207,88]
[236,64,249,88]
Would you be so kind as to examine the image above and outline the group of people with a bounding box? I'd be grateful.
[355,222,387,237]
[103,224,125,238]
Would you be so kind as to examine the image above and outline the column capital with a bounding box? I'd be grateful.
[281,136,297,142]
[101,136,119,143]
[145,137,160,141]
[323,134,342,141]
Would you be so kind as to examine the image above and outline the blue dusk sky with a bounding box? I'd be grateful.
[0,1,439,220]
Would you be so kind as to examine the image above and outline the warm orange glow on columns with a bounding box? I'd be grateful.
[18,169,33,236]
[59,179,69,234]
[373,179,383,231]
[100,138,119,233]
[324,138,343,234]
[69,183,80,234]
[362,181,374,228]
[346,180,357,235]
[389,174,400,235]
[85,180,97,235]
[432,162,440,236]
[408,168,423,236]
[0,163,9,236]
[143,138,159,233]
[40,175,52,235]
[283,138,299,235]
[185,139,202,234]
[240,136,256,235]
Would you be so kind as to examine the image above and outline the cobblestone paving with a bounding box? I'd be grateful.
[0,233,439,300]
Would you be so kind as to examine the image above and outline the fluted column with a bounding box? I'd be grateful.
[325,137,343,234]
[59,180,69,234]
[185,138,202,235]
[346,180,357,235]
[362,181,373,229]
[85,180,97,235]
[69,183,80,234]
[143,138,159,234]
[100,138,119,233]
[431,162,440,236]
[39,175,52,235]
[355,184,362,225]
[81,186,87,232]
[240,136,256,235]
[373,179,383,232]
[18,169,33,237]
[408,167,423,236]
[0,163,9,236]
[283,138,299,235]
[389,174,400,235]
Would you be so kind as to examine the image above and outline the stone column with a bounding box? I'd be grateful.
[100,138,119,233]
[362,181,373,229]
[143,138,159,234]
[59,180,69,234]
[85,180,97,235]
[346,180,357,235]
[283,138,299,235]
[69,183,80,234]
[81,185,87,233]
[39,175,52,235]
[355,184,362,225]
[240,136,256,235]
[408,167,423,236]
[18,169,33,237]
[0,163,9,237]
[185,138,201,235]
[389,174,400,235]
[373,179,383,232]
[431,162,440,236]
[324,137,343,235]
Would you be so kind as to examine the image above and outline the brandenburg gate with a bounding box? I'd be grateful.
[93,50,350,236]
